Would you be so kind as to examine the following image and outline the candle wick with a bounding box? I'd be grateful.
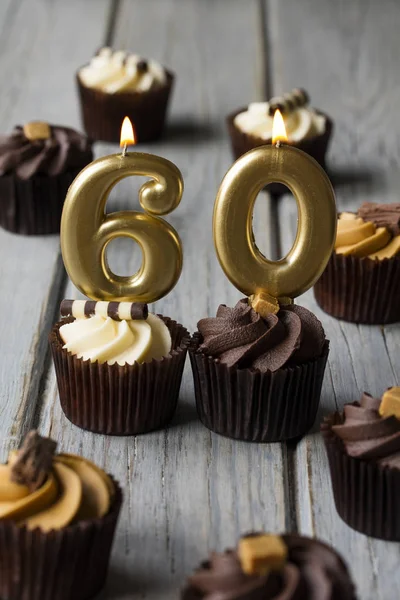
[275,140,282,149]
[122,143,128,157]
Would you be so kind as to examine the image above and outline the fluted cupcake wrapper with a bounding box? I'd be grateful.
[322,413,400,540]
[189,335,329,442]
[226,109,333,197]
[0,479,122,600]
[0,171,81,235]
[314,252,400,324]
[49,316,190,435]
[76,72,174,143]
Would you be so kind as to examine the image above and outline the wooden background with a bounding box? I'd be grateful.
[0,0,399,597]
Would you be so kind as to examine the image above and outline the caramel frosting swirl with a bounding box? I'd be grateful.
[335,210,400,260]
[332,393,400,468]
[79,47,167,94]
[182,534,355,600]
[197,299,325,372]
[59,312,171,365]
[0,125,93,179]
[0,432,114,531]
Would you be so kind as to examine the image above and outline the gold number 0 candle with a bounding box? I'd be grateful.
[214,110,336,305]
[61,118,183,303]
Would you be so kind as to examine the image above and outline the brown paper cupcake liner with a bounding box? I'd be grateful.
[49,316,190,435]
[314,252,400,324]
[226,108,333,196]
[76,71,174,143]
[189,335,329,442]
[0,478,122,600]
[322,412,400,540]
[0,170,81,235]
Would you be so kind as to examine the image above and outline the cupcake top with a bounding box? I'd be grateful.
[78,47,168,94]
[233,88,326,142]
[197,298,326,372]
[335,203,400,260]
[0,430,115,531]
[0,122,93,180]
[182,532,355,600]
[59,299,172,365]
[331,388,400,468]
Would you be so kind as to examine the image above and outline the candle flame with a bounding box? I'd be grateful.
[120,116,136,147]
[272,109,288,144]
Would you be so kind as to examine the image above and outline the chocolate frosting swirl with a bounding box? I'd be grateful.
[332,392,400,467]
[197,299,325,372]
[0,125,93,179]
[182,534,355,600]
[358,202,400,236]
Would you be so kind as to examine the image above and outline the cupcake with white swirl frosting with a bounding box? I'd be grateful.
[76,47,174,143]
[49,300,190,435]
[227,89,333,192]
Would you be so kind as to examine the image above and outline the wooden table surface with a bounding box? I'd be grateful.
[1,0,399,598]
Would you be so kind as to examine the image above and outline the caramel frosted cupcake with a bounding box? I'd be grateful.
[181,532,356,600]
[189,299,329,442]
[322,388,400,540]
[0,122,93,235]
[77,47,174,143]
[0,430,122,600]
[227,88,333,192]
[314,203,400,323]
[49,300,190,435]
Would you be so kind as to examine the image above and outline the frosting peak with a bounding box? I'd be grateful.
[197,299,325,372]
[332,392,400,468]
[0,125,93,179]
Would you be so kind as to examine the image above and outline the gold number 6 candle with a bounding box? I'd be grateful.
[61,117,183,302]
[214,110,336,305]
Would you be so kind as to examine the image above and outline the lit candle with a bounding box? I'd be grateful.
[60,117,183,302]
[213,110,336,307]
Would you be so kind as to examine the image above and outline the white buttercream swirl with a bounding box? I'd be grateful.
[59,313,171,366]
[78,47,167,94]
[234,102,326,142]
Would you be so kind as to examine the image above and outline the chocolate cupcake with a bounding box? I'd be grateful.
[181,532,356,599]
[314,203,400,324]
[189,299,329,442]
[77,47,174,143]
[0,430,122,600]
[0,122,93,235]
[49,300,190,435]
[227,88,333,194]
[322,388,400,540]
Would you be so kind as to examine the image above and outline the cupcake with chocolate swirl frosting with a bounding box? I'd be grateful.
[0,122,93,235]
[181,532,356,600]
[314,203,400,324]
[322,388,400,539]
[189,299,329,442]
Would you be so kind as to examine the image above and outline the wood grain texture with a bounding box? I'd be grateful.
[0,0,112,460]
[37,1,286,598]
[266,0,400,598]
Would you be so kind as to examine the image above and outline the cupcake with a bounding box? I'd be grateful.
[322,387,400,540]
[314,203,400,324]
[181,532,356,599]
[189,298,329,442]
[227,88,333,189]
[0,122,93,235]
[77,47,174,143]
[49,299,190,435]
[0,430,122,600]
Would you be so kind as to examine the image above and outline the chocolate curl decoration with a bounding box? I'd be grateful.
[10,431,57,492]
[60,299,148,321]
[268,88,310,116]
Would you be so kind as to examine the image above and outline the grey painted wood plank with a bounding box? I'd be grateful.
[38,1,286,598]
[267,0,400,597]
[0,0,113,460]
